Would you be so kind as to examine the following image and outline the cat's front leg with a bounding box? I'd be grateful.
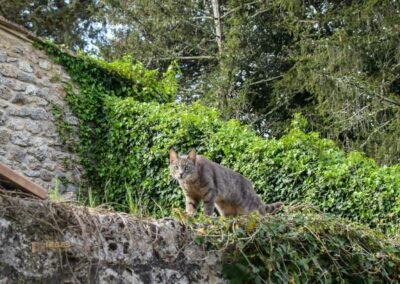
[203,190,216,216]
[185,196,199,215]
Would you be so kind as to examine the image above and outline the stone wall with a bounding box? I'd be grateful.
[0,193,226,283]
[0,27,80,196]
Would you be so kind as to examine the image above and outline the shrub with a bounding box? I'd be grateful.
[95,98,400,232]
[183,207,400,283]
[38,41,400,233]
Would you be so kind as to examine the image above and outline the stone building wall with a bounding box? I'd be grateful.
[0,26,81,195]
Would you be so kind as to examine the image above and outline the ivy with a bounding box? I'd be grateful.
[100,98,400,233]
[35,38,400,283]
[35,40,179,200]
[36,40,400,233]
[178,209,400,283]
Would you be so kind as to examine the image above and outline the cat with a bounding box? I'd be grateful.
[169,148,283,217]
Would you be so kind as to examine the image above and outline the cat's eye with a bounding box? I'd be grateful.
[174,165,179,170]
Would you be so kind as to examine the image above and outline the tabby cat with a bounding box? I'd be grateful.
[169,148,283,217]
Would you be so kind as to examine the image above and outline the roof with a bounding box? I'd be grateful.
[0,162,47,199]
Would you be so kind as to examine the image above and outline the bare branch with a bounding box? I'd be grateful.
[249,75,283,86]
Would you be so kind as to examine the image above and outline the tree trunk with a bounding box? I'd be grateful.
[211,0,223,55]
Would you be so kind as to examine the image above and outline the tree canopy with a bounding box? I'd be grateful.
[5,0,399,164]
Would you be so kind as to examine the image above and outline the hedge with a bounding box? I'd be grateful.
[94,98,400,232]
[38,41,400,233]
[186,208,400,283]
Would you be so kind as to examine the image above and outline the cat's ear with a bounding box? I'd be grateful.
[169,148,179,164]
[188,149,196,163]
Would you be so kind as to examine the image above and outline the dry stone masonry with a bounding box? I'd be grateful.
[0,25,81,196]
[0,194,226,283]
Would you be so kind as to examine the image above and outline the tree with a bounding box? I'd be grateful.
[96,0,400,164]
[5,0,397,163]
[270,0,400,164]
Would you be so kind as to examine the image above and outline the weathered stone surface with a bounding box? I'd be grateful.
[0,110,5,126]
[0,26,81,196]
[24,120,42,134]
[0,99,9,109]
[3,77,26,91]
[14,47,25,54]
[38,60,51,70]
[17,70,36,83]
[0,51,6,62]
[23,170,40,178]
[8,106,48,120]
[7,146,26,163]
[0,195,226,284]
[31,145,49,161]
[25,84,38,95]
[0,85,13,100]
[18,60,33,73]
[6,57,18,63]
[6,117,26,131]
[0,64,18,78]
[0,129,10,144]
[40,170,52,182]
[10,131,32,147]
[11,93,29,105]
[26,155,41,170]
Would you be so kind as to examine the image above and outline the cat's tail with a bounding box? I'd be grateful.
[259,202,283,215]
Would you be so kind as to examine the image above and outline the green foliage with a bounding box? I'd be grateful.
[97,98,400,232]
[35,40,179,199]
[38,34,400,283]
[94,0,400,165]
[272,0,400,165]
[179,208,400,283]
[0,0,100,50]
[48,176,61,202]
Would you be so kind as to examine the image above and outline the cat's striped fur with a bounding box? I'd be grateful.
[169,148,283,217]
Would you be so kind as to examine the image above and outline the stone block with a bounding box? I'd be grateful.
[11,93,29,105]
[24,170,40,178]
[29,107,48,120]
[10,131,31,147]
[6,117,26,131]
[14,47,24,54]
[37,87,49,98]
[40,170,52,182]
[0,129,10,144]
[38,60,51,70]
[27,52,39,64]
[6,57,18,63]
[31,145,49,161]
[26,155,41,170]
[8,146,26,163]
[0,64,18,78]
[0,85,13,100]
[0,99,9,108]
[18,60,33,73]
[8,106,49,120]
[17,71,36,83]
[25,120,42,134]
[43,162,56,171]
[25,84,38,96]
[3,78,26,91]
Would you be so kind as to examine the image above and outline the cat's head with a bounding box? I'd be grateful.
[169,148,197,181]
